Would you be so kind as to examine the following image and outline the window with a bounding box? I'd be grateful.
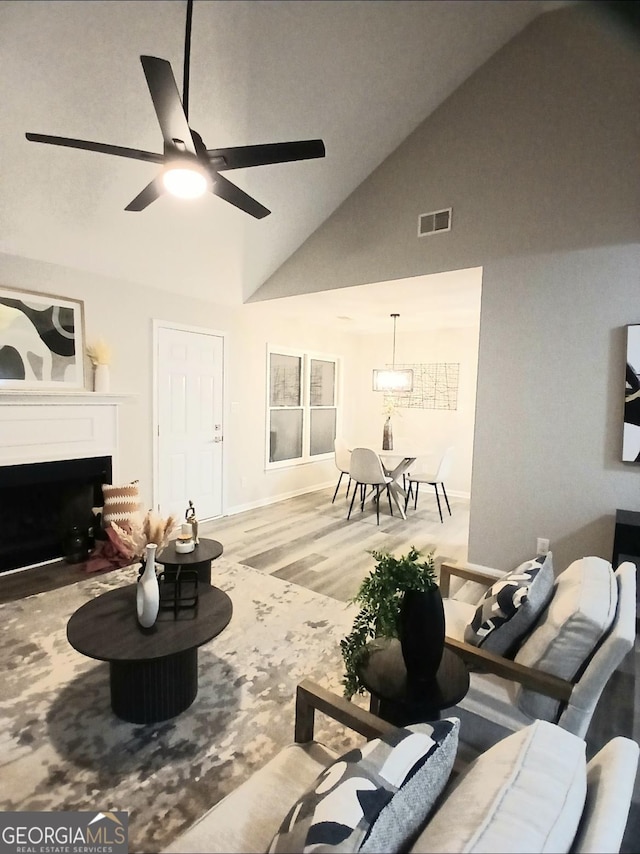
[267,347,339,467]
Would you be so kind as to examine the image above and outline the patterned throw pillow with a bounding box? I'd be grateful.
[101,480,142,526]
[464,553,554,656]
[268,718,459,854]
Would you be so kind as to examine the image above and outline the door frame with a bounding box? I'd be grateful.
[152,319,229,519]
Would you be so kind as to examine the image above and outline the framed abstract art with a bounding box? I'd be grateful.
[0,287,86,390]
[623,323,640,463]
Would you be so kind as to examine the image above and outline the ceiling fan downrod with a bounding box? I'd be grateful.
[182,0,193,121]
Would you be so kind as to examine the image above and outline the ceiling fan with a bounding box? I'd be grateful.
[25,0,325,218]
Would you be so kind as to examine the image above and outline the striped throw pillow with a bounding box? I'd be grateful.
[101,480,141,525]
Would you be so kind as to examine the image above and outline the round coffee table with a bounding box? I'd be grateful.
[156,537,223,585]
[357,637,469,727]
[67,583,232,723]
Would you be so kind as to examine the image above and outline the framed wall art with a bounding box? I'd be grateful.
[623,323,640,463]
[0,287,85,390]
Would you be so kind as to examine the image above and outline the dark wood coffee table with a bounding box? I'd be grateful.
[67,583,232,723]
[156,537,223,585]
[357,637,469,727]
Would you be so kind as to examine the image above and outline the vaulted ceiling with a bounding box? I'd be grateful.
[1,0,560,306]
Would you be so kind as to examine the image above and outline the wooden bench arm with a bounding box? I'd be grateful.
[439,562,504,597]
[294,679,396,743]
[444,636,573,702]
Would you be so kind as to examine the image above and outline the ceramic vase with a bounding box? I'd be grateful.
[137,542,160,628]
[398,587,445,685]
[382,416,393,451]
[94,363,110,393]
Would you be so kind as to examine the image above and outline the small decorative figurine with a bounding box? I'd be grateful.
[185,500,199,545]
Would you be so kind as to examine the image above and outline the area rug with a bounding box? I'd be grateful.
[0,559,362,853]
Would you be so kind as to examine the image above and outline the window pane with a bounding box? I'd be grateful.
[310,408,336,456]
[270,353,301,406]
[310,359,335,406]
[269,409,303,462]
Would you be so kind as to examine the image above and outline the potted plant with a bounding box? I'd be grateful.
[340,546,443,699]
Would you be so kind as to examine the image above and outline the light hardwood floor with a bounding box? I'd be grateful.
[200,483,470,603]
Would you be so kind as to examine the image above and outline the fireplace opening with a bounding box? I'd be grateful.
[0,456,112,573]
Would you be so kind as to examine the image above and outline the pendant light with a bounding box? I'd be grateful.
[372,313,413,392]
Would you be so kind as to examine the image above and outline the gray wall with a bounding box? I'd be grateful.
[251,5,640,570]
[474,244,640,571]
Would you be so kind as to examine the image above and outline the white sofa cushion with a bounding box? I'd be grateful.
[464,554,554,655]
[514,556,617,721]
[269,719,459,853]
[410,720,587,853]
[163,742,338,854]
[572,736,640,853]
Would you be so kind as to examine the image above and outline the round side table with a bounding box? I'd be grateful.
[156,537,223,585]
[357,637,469,727]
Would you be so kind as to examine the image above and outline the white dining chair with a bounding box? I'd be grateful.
[347,447,393,525]
[331,437,352,503]
[405,446,454,522]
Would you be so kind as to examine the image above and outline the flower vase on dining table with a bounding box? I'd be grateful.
[382,416,393,451]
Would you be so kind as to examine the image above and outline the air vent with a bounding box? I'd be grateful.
[418,207,452,237]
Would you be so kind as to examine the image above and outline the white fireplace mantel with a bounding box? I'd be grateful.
[0,392,134,473]
[0,392,133,405]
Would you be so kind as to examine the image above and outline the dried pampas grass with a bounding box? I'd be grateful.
[86,337,112,366]
[111,509,177,560]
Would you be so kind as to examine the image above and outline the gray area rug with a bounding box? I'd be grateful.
[0,559,362,853]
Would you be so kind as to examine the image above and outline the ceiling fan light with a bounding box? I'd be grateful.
[162,163,209,199]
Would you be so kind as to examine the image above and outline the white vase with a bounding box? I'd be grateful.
[94,363,110,393]
[137,543,160,628]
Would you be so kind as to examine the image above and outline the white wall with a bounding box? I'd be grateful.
[0,251,362,516]
[349,324,480,496]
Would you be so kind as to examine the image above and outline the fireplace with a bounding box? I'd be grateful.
[0,456,113,572]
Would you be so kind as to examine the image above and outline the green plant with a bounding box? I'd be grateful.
[340,546,436,699]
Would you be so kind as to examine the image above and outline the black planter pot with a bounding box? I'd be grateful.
[398,587,445,685]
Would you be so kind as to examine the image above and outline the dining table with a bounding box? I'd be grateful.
[378,450,418,520]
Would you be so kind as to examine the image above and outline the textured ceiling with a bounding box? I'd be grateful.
[1,0,553,306]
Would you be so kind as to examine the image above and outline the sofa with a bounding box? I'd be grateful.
[163,680,639,853]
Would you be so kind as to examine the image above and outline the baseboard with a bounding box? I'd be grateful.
[224,480,337,517]
[220,483,469,520]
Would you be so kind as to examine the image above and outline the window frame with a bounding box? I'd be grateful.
[265,344,341,470]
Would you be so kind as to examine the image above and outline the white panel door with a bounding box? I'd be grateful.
[156,326,224,520]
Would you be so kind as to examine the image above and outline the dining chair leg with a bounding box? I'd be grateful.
[433,483,443,523]
[414,481,420,511]
[375,486,380,526]
[332,472,344,504]
[404,482,411,513]
[387,486,393,516]
[360,483,366,512]
[441,483,451,516]
[345,477,352,500]
[347,483,358,519]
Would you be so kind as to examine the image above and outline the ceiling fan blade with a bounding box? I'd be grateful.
[211,173,270,219]
[207,139,325,171]
[140,55,196,155]
[25,133,164,164]
[125,177,164,211]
